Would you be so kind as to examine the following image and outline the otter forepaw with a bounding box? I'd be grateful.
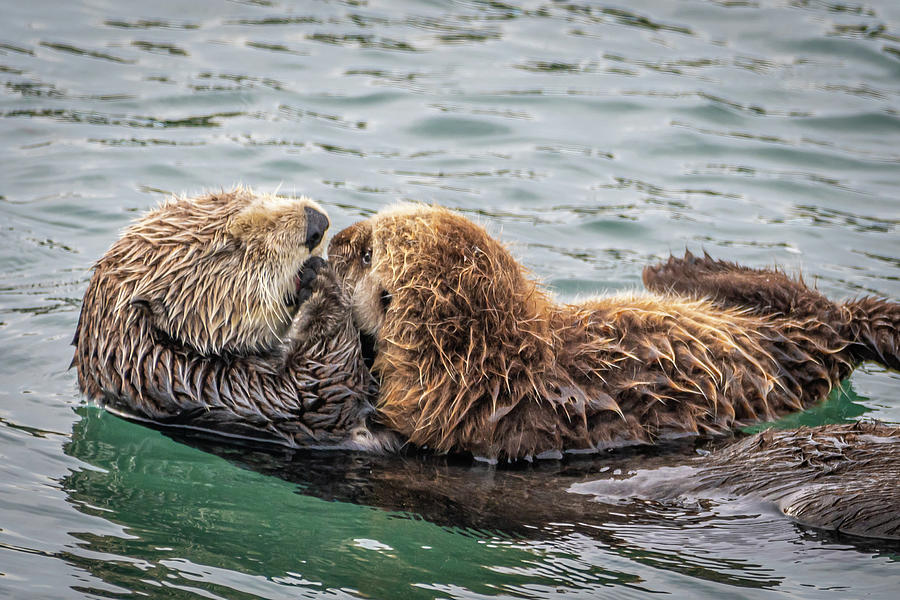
[287,258,350,348]
[295,256,328,307]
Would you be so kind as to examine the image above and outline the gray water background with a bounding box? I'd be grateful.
[1,0,899,598]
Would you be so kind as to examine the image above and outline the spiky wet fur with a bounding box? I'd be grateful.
[329,205,899,460]
[72,188,395,451]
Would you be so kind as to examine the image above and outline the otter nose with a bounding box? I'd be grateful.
[304,206,329,251]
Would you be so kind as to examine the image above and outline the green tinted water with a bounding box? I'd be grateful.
[1,0,899,598]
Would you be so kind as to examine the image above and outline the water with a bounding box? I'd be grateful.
[1,0,899,597]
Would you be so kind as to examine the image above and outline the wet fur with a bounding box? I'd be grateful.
[329,205,899,460]
[693,422,900,539]
[72,188,395,451]
[572,422,900,540]
[643,251,900,371]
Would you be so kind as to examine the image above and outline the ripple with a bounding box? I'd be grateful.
[391,168,543,180]
[2,108,247,128]
[306,33,416,52]
[0,417,67,438]
[0,42,34,55]
[104,19,200,30]
[244,40,309,55]
[594,176,741,200]
[428,102,533,120]
[407,115,512,137]
[536,143,614,159]
[224,16,322,26]
[671,120,900,163]
[791,204,898,233]
[3,76,133,101]
[190,71,287,92]
[87,137,205,147]
[858,251,900,269]
[130,41,189,57]
[689,163,871,194]
[277,104,366,129]
[827,21,894,40]
[561,4,694,36]
[39,42,133,64]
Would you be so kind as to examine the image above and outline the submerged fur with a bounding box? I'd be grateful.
[694,422,900,539]
[571,422,900,540]
[329,205,899,460]
[72,188,396,451]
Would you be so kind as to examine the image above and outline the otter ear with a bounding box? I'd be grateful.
[130,296,163,318]
[229,206,272,241]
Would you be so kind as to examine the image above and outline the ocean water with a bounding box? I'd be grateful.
[1,0,899,598]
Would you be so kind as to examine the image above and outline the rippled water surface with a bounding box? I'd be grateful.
[2,0,899,598]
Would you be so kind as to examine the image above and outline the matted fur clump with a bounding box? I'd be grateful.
[73,188,396,451]
[329,205,900,461]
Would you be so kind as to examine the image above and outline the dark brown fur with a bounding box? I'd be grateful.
[693,422,900,539]
[643,250,900,370]
[72,188,396,451]
[571,422,900,540]
[329,205,899,460]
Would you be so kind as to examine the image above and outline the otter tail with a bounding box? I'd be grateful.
[643,251,900,371]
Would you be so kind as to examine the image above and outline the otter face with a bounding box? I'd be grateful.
[327,219,392,336]
[106,189,330,355]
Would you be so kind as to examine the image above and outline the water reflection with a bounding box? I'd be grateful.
[3,0,900,596]
[57,381,895,599]
[63,409,653,598]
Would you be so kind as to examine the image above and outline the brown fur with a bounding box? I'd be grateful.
[692,422,900,539]
[571,422,900,540]
[72,188,397,451]
[328,205,899,460]
[643,250,900,370]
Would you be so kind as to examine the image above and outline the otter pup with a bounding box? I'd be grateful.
[328,205,899,461]
[72,188,396,451]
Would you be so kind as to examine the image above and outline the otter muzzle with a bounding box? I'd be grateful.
[304,206,329,251]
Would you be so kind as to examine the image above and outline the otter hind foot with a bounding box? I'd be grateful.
[642,250,832,317]
[643,251,900,372]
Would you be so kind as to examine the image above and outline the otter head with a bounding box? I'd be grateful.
[328,204,549,350]
[328,205,556,448]
[104,188,330,355]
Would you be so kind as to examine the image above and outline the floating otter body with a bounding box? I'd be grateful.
[570,421,900,540]
[328,205,899,461]
[690,422,900,539]
[72,188,396,451]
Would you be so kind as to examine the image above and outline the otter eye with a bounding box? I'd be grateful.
[362,249,372,266]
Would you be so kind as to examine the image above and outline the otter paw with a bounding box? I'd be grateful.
[296,256,328,307]
[288,259,350,347]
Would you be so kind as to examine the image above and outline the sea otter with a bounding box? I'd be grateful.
[570,421,900,540]
[328,204,899,461]
[72,188,397,451]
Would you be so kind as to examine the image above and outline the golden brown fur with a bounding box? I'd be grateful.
[329,205,899,460]
[73,188,397,451]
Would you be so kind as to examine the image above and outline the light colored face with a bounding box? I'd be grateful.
[108,189,330,355]
[327,219,390,336]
